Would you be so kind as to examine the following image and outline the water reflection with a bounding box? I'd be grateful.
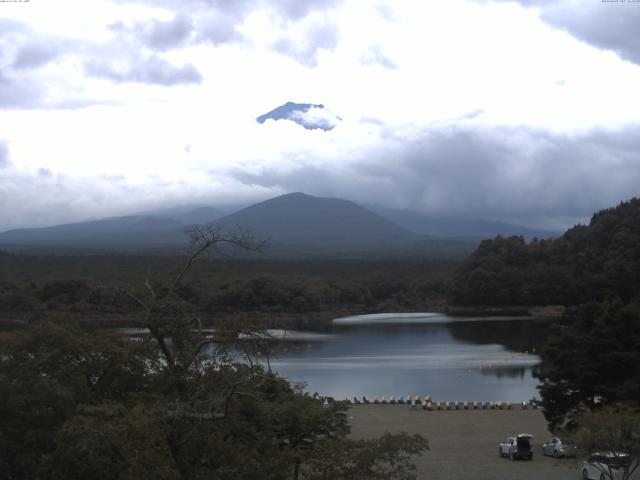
[481,366,529,379]
[267,313,554,401]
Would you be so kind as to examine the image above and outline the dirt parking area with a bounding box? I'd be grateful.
[349,405,582,480]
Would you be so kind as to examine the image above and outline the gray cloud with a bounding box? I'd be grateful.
[0,166,259,231]
[141,13,193,50]
[360,44,397,69]
[542,4,640,65]
[0,141,10,169]
[273,20,339,66]
[0,21,48,108]
[0,72,43,109]
[0,169,165,231]
[1,21,63,70]
[37,168,53,178]
[0,18,27,34]
[492,0,640,65]
[270,0,342,20]
[84,55,202,86]
[0,21,103,109]
[375,4,398,22]
[4,125,639,231]
[110,0,342,59]
[225,125,640,228]
[0,15,202,111]
[97,17,203,85]
[0,170,104,230]
[110,13,194,51]
[195,11,244,45]
[110,8,243,48]
[12,42,59,69]
[111,0,341,20]
[0,70,117,110]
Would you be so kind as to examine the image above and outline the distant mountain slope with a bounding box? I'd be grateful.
[0,193,478,258]
[372,207,559,240]
[213,192,416,245]
[256,102,342,131]
[134,206,224,225]
[175,207,224,225]
[0,205,226,249]
[0,216,184,246]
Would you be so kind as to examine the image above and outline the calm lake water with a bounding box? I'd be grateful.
[267,313,553,402]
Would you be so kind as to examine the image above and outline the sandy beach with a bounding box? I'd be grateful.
[349,405,581,480]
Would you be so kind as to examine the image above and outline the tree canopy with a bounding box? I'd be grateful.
[450,198,640,306]
[534,300,640,431]
[573,407,640,480]
[0,226,428,480]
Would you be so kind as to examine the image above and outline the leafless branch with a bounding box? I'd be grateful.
[144,278,156,299]
[166,224,265,300]
[117,287,150,313]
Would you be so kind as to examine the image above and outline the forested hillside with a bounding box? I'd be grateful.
[451,198,640,306]
[0,254,453,326]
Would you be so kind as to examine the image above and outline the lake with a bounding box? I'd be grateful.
[266,313,553,402]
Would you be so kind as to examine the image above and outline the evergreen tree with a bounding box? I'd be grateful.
[535,300,640,430]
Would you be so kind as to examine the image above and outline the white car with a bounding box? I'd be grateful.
[499,434,533,460]
[581,452,633,480]
[542,437,576,458]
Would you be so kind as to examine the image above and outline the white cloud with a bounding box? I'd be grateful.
[84,54,202,85]
[0,140,10,169]
[489,0,640,65]
[1,0,640,231]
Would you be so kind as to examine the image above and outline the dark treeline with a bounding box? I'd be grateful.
[447,198,640,439]
[450,198,640,306]
[0,253,455,325]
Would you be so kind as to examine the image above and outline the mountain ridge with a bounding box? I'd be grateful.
[370,206,560,240]
[211,192,416,246]
[0,192,555,258]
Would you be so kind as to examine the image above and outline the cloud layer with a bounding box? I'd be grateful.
[1,0,640,232]
[0,141,10,169]
[499,0,640,65]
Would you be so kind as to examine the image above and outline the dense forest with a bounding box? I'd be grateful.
[535,299,640,429]
[0,253,455,328]
[0,228,429,480]
[441,198,640,443]
[450,198,640,306]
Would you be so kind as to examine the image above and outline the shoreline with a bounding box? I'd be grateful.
[0,304,563,332]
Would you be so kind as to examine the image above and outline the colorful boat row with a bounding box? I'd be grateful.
[346,395,541,410]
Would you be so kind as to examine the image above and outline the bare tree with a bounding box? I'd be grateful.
[573,407,640,480]
[119,224,264,370]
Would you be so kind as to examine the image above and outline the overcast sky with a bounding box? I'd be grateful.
[1,0,640,231]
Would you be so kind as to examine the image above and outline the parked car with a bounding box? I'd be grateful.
[499,434,534,460]
[542,437,576,458]
[581,452,632,480]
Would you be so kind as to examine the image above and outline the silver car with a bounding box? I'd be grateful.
[542,437,576,458]
[581,452,632,480]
